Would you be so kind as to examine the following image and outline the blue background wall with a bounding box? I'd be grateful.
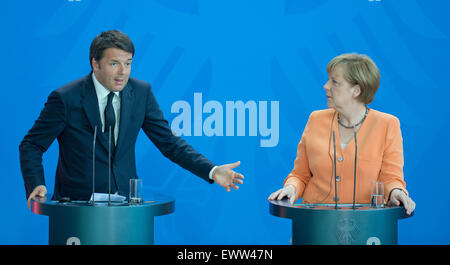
[1,0,449,244]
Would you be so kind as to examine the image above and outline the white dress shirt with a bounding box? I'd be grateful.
[92,73,120,145]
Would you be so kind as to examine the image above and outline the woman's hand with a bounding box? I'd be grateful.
[388,189,416,215]
[268,185,297,204]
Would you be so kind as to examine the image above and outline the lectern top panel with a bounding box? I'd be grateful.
[269,199,412,220]
[31,193,175,217]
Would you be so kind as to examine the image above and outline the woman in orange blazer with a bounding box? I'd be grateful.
[269,53,415,215]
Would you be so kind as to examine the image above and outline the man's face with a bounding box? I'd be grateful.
[92,47,132,92]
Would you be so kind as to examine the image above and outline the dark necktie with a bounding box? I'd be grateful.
[104,92,116,152]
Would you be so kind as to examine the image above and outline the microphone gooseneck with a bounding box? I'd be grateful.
[92,126,97,206]
[333,131,338,209]
[353,131,357,209]
[108,126,112,207]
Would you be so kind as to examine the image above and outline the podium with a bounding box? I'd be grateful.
[31,194,175,245]
[269,200,412,245]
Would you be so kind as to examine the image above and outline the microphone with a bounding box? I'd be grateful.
[352,131,357,209]
[108,126,112,207]
[91,126,97,206]
[333,131,339,209]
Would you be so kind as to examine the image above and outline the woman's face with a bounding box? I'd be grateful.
[323,65,358,111]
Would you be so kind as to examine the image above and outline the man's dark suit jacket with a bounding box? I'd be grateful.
[19,73,214,200]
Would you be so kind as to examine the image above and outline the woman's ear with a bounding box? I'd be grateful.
[352,84,361,98]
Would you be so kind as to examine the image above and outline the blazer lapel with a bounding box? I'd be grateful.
[114,82,134,160]
[81,74,110,152]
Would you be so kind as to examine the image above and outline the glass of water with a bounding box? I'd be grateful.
[370,181,385,208]
[129,179,143,205]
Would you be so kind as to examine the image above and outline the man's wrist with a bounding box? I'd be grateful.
[209,166,218,180]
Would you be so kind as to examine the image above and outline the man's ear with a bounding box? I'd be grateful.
[92,58,100,72]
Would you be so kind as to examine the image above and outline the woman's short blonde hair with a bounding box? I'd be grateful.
[326,53,380,104]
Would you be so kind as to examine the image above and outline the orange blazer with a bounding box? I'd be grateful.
[284,108,408,204]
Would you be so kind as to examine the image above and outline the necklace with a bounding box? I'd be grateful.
[338,106,369,129]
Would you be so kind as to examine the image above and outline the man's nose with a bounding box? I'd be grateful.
[117,64,125,74]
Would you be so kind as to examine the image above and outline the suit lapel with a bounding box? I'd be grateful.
[81,74,110,152]
[114,81,134,160]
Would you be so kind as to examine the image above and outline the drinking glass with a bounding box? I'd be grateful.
[129,179,143,205]
[370,181,385,208]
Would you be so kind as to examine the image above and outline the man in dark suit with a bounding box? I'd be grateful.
[19,30,244,208]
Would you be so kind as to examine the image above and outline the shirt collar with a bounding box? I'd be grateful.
[92,72,120,100]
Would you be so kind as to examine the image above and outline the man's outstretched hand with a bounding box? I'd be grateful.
[212,161,244,192]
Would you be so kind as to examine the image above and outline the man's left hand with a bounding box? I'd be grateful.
[212,161,244,192]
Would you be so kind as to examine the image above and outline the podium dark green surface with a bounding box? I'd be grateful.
[31,194,174,245]
[269,199,412,245]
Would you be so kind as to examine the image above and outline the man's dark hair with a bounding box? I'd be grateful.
[89,30,135,68]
